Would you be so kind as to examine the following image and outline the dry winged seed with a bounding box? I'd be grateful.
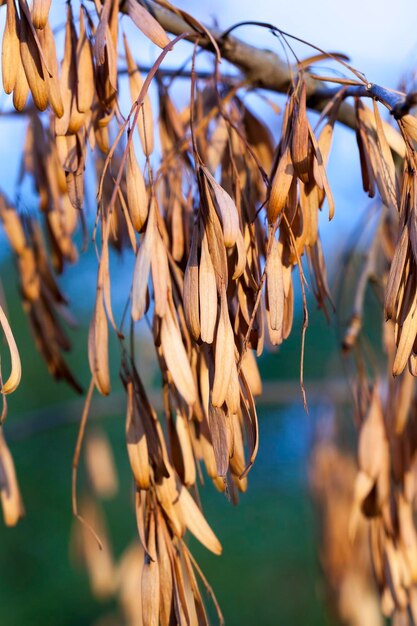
[393,296,417,377]
[268,145,294,224]
[178,486,222,554]
[183,224,200,341]
[385,226,409,321]
[127,0,170,49]
[202,166,240,248]
[241,349,262,396]
[207,403,229,477]
[76,8,94,114]
[160,305,197,405]
[199,228,217,344]
[38,21,64,118]
[126,141,148,232]
[142,513,160,626]
[150,230,169,318]
[32,0,52,29]
[2,0,19,94]
[131,208,154,321]
[266,238,284,333]
[13,53,30,111]
[175,411,196,486]
[212,290,234,407]
[126,384,150,490]
[88,290,110,396]
[291,82,310,184]
[155,516,173,626]
[18,14,48,111]
[55,10,73,136]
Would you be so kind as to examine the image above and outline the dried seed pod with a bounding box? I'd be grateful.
[88,289,110,396]
[291,82,310,183]
[2,0,19,94]
[18,12,48,111]
[199,228,217,344]
[183,224,201,341]
[32,0,52,29]
[126,141,148,232]
[212,290,234,407]
[268,146,294,224]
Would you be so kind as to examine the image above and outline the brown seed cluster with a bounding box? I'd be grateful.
[1,1,417,623]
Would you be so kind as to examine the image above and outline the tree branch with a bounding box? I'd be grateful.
[127,0,407,156]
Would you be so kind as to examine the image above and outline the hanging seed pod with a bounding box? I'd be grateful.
[291,81,310,183]
[32,0,52,30]
[18,12,48,111]
[199,227,217,344]
[88,289,110,396]
[2,0,19,94]
[183,224,201,341]
[126,140,148,232]
[268,146,294,224]
[212,289,234,407]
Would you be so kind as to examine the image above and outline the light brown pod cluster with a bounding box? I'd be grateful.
[5,2,417,623]
[0,195,81,392]
[350,370,417,623]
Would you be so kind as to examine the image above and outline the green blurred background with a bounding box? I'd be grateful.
[0,243,378,626]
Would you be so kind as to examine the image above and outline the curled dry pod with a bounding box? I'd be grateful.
[268,145,294,224]
[88,290,110,396]
[0,305,21,395]
[32,0,52,29]
[0,433,25,526]
[160,305,197,406]
[2,0,19,94]
[183,224,200,341]
[126,140,148,232]
[212,290,234,407]
[199,227,217,344]
[203,167,240,248]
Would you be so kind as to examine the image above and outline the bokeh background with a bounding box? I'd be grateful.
[0,0,416,624]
